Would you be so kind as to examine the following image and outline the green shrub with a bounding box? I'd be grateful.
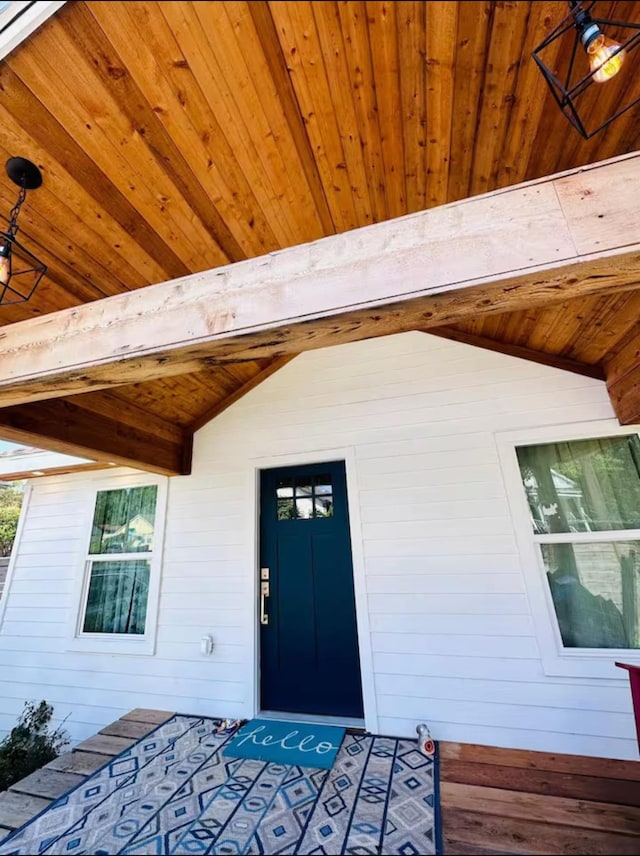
[0,701,69,791]
[0,485,23,558]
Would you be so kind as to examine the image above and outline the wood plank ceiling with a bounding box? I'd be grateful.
[0,0,639,469]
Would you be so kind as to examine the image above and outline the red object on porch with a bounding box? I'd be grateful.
[616,661,640,752]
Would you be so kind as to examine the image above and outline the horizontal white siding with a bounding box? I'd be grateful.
[0,331,636,758]
[0,468,250,743]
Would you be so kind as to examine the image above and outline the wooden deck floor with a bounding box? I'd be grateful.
[440,741,640,854]
[0,710,638,854]
[0,708,173,836]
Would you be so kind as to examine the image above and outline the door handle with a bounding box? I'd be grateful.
[260,580,270,625]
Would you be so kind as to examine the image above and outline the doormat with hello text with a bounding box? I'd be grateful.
[222,717,345,769]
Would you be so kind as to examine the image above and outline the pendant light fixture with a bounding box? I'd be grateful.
[532,1,640,138]
[0,156,47,306]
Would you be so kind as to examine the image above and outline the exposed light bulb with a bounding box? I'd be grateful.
[587,33,626,83]
[0,247,10,286]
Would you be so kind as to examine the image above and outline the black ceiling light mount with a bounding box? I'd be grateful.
[0,156,47,306]
[533,1,640,138]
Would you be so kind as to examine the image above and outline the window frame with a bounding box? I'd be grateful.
[497,419,640,679]
[68,473,168,656]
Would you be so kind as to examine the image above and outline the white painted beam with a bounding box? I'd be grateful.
[0,152,638,407]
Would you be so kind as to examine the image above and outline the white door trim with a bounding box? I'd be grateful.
[244,446,379,734]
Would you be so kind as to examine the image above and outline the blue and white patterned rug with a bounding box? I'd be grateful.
[0,714,441,855]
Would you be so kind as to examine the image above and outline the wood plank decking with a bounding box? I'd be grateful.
[0,708,173,836]
[0,709,638,854]
[440,742,640,854]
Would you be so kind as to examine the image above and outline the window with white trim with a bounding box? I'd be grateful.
[515,434,640,651]
[72,479,166,654]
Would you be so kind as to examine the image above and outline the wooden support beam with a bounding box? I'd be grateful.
[0,153,638,407]
[0,397,192,476]
[427,327,605,380]
[0,461,110,481]
[604,323,640,425]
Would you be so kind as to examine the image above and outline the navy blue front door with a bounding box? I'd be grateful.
[259,461,364,718]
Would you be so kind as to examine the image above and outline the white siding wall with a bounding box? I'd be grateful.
[0,332,636,758]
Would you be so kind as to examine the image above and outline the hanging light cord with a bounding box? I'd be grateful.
[5,182,26,240]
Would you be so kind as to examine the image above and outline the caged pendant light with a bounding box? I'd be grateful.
[0,156,47,306]
[532,1,640,138]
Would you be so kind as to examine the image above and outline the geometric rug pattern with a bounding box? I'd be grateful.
[0,714,441,855]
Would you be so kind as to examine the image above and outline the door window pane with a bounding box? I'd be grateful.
[295,479,313,499]
[517,436,640,534]
[541,541,640,648]
[314,474,332,495]
[83,560,150,635]
[275,472,334,520]
[90,486,158,554]
[277,498,295,520]
[315,496,333,517]
[296,498,314,519]
[276,477,293,498]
